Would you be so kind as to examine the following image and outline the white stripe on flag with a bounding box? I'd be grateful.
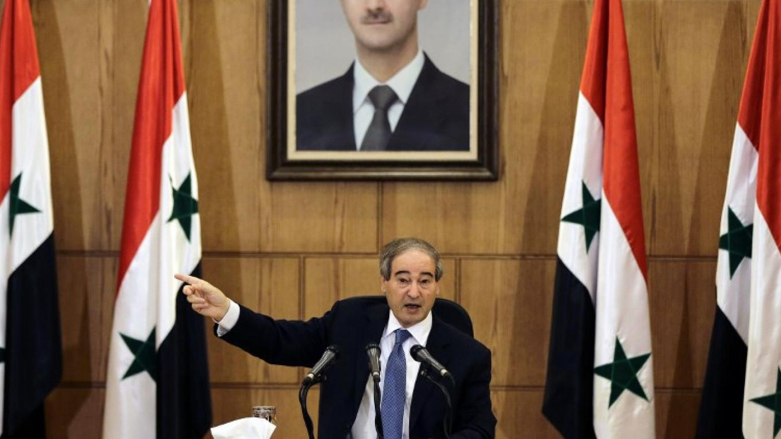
[593,196,655,439]
[557,92,604,301]
[716,123,757,343]
[742,207,781,438]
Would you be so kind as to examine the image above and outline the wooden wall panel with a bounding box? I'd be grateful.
[107,0,147,250]
[57,256,108,383]
[461,258,557,387]
[35,0,103,252]
[655,390,702,439]
[633,1,746,257]
[45,387,105,439]
[203,257,300,384]
[649,260,716,389]
[492,389,566,439]
[189,0,263,252]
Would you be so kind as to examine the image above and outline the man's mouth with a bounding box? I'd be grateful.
[404,304,421,311]
[362,12,393,25]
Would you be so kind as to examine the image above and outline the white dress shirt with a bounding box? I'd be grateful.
[215,300,433,439]
[352,50,425,150]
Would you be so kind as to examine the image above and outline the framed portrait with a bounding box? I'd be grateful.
[267,0,498,180]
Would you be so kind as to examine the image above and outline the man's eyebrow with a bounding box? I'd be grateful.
[393,270,434,278]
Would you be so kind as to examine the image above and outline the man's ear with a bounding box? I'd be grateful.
[381,276,388,294]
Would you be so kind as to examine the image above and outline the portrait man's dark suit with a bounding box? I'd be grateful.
[296,55,470,152]
[219,297,495,439]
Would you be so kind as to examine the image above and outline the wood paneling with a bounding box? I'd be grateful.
[189,0,263,252]
[634,1,746,257]
[57,256,110,382]
[461,259,557,387]
[649,260,716,389]
[203,257,301,384]
[36,0,103,252]
[45,387,105,439]
[492,389,568,439]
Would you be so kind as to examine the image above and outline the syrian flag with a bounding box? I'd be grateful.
[102,0,211,437]
[0,0,62,437]
[739,0,781,437]
[695,1,768,438]
[542,0,655,437]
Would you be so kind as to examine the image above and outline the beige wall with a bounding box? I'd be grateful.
[30,0,758,437]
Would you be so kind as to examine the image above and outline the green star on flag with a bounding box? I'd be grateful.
[749,368,781,438]
[719,207,753,278]
[120,328,157,382]
[167,173,199,241]
[594,338,651,408]
[9,173,40,235]
[561,181,601,252]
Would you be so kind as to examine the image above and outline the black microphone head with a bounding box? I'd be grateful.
[326,345,340,359]
[365,343,381,354]
[410,344,425,362]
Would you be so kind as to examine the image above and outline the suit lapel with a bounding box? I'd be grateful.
[352,302,388,412]
[388,56,449,151]
[322,67,357,151]
[409,316,453,431]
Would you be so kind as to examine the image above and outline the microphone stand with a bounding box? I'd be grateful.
[420,366,454,439]
[372,378,384,439]
[298,378,318,439]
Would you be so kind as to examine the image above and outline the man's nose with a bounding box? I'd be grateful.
[407,283,421,298]
[366,0,387,11]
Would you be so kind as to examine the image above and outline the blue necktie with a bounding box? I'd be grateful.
[382,329,412,439]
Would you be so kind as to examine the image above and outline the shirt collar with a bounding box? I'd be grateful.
[383,305,433,346]
[352,49,425,113]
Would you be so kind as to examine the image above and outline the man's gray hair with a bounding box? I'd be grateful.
[379,237,443,281]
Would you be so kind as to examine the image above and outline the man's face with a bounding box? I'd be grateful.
[340,0,428,53]
[382,248,439,328]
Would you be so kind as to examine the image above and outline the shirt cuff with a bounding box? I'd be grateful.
[215,300,239,337]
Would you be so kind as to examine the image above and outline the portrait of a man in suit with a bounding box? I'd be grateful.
[295,0,471,152]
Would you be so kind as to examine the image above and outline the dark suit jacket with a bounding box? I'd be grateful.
[296,55,470,151]
[219,297,495,439]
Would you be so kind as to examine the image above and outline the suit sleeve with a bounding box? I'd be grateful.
[450,346,496,439]
[216,302,337,368]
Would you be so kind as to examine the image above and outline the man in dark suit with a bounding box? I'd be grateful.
[296,0,470,152]
[177,238,495,439]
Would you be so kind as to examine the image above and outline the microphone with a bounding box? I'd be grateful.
[410,345,452,379]
[365,343,382,382]
[303,345,340,385]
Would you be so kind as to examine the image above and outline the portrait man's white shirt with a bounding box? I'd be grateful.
[352,49,425,150]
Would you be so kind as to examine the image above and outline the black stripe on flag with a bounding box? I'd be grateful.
[3,234,62,438]
[157,263,212,439]
[696,305,747,439]
[543,257,597,439]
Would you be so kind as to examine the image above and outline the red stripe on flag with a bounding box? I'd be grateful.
[756,0,781,251]
[580,0,608,122]
[601,0,648,279]
[0,0,41,201]
[117,0,187,291]
[737,0,769,149]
